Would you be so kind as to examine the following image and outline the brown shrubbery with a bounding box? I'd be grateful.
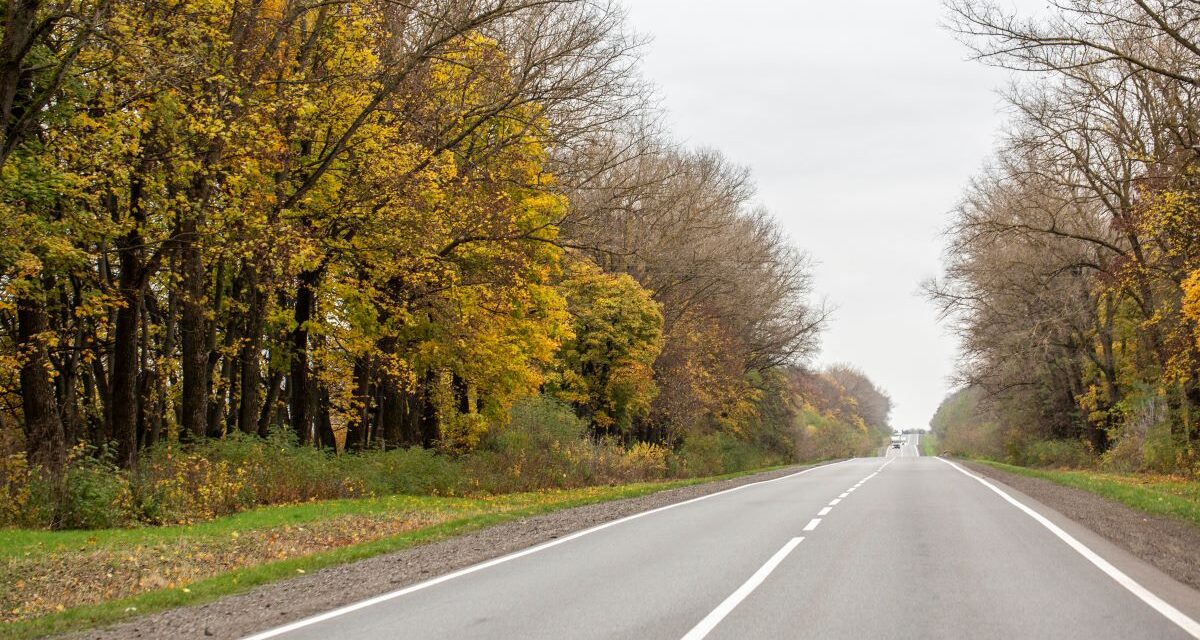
[0,397,794,530]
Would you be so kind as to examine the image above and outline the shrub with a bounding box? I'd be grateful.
[676,432,780,477]
[136,449,251,524]
[4,395,792,530]
[0,452,31,527]
[33,445,137,529]
[1100,429,1146,473]
[1014,439,1093,469]
[1141,422,1193,474]
[620,442,669,480]
[340,446,462,496]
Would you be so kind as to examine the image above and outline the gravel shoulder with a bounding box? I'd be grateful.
[963,461,1200,591]
[64,464,822,640]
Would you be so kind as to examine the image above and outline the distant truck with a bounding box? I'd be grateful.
[890,436,903,449]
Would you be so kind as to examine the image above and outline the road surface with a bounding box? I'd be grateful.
[244,435,1200,639]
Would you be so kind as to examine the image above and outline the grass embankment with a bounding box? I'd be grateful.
[920,433,939,457]
[0,468,778,640]
[975,461,1200,527]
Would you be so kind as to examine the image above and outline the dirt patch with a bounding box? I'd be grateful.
[964,461,1200,591]
[61,465,814,639]
[3,512,448,623]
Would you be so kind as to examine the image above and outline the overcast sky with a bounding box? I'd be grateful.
[621,1,1027,431]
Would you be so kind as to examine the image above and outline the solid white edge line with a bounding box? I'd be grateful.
[803,518,821,531]
[239,460,856,640]
[679,537,804,640]
[939,458,1200,639]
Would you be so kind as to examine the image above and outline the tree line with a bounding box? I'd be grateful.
[0,0,887,482]
[929,0,1200,470]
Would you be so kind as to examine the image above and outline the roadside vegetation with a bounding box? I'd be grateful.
[0,0,896,538]
[920,433,938,458]
[0,469,778,640]
[928,1,1200,479]
[976,461,1200,528]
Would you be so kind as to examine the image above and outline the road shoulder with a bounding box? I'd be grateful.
[963,461,1200,592]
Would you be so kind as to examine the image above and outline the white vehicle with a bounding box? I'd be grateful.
[890,437,903,449]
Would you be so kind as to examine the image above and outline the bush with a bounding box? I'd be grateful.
[620,442,669,480]
[677,432,780,477]
[0,452,32,526]
[1013,439,1093,469]
[1141,422,1194,474]
[136,448,252,524]
[15,445,138,529]
[792,406,876,461]
[3,395,791,530]
[1101,429,1146,473]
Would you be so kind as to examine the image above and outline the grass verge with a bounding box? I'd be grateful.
[974,461,1200,527]
[921,433,939,457]
[1,465,787,640]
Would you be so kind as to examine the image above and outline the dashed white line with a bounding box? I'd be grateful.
[828,498,841,506]
[838,492,850,498]
[803,518,822,531]
[939,458,1200,639]
[680,537,805,640]
[241,460,853,640]
[817,507,832,516]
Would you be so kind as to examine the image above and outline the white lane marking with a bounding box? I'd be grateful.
[828,498,841,506]
[846,488,855,493]
[939,458,1200,639]
[817,507,832,516]
[838,492,850,498]
[803,518,822,531]
[240,461,856,640]
[680,537,804,640]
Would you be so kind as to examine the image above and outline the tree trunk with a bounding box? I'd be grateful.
[258,365,283,437]
[238,264,265,434]
[110,251,142,467]
[179,215,208,441]
[316,384,336,449]
[451,372,469,414]
[418,371,438,448]
[378,378,404,448]
[288,269,320,444]
[346,357,372,452]
[17,294,66,470]
[0,0,39,165]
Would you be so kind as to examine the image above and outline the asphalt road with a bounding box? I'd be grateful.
[245,435,1200,639]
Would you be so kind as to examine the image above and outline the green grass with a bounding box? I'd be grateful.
[1,465,789,640]
[975,461,1200,527]
[921,433,939,457]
